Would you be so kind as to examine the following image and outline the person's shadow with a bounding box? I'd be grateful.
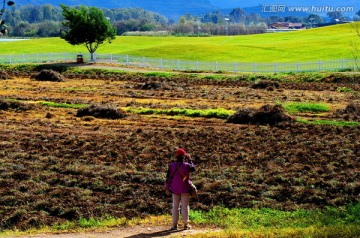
[124,228,183,238]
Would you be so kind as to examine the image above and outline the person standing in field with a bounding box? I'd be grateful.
[165,148,195,230]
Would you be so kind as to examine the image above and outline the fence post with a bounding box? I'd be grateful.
[160,58,163,69]
[110,54,113,63]
[126,55,129,65]
[177,60,181,71]
[215,62,218,72]
[233,62,238,73]
[196,61,199,71]
[318,60,322,71]
[296,62,299,72]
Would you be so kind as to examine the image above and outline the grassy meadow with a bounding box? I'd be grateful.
[0,23,359,62]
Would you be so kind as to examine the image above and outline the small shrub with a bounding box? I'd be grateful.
[31,69,65,82]
[76,105,127,119]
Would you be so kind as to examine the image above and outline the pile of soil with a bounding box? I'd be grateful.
[0,99,33,111]
[76,105,127,119]
[136,82,161,90]
[135,81,171,90]
[0,70,12,80]
[30,69,65,82]
[227,104,294,125]
[250,80,280,90]
[324,73,360,83]
[333,102,360,121]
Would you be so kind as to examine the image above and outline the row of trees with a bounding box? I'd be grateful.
[4,5,168,37]
[2,4,356,37]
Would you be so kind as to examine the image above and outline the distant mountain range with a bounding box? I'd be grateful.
[14,0,359,20]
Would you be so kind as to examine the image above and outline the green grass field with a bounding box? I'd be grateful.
[0,23,358,63]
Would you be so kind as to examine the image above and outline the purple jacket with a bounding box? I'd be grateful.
[165,161,195,194]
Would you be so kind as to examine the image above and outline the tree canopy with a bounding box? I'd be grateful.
[60,5,116,61]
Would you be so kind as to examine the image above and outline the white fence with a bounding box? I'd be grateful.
[0,52,357,73]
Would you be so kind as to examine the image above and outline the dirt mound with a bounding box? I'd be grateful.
[135,81,171,90]
[0,70,12,80]
[31,69,65,82]
[76,105,127,119]
[0,99,33,111]
[250,80,280,90]
[324,73,360,83]
[227,104,294,125]
[333,102,360,121]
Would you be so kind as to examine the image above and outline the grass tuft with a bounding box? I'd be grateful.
[337,87,355,93]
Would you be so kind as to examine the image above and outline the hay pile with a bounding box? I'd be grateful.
[227,104,294,125]
[31,69,65,82]
[76,105,127,119]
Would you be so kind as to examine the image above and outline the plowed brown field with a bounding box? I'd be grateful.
[0,69,359,230]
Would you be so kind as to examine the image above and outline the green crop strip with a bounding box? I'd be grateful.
[125,107,234,119]
[297,118,360,127]
[283,102,330,114]
[39,101,88,109]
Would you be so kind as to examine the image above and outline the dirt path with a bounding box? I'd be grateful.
[15,226,218,238]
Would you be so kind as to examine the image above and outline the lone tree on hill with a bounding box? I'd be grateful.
[60,5,116,61]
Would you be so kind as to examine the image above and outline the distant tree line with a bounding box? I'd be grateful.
[2,4,356,37]
[4,5,168,37]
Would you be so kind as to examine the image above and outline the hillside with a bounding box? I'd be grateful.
[0,24,358,62]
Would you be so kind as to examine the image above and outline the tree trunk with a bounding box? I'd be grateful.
[90,52,95,62]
